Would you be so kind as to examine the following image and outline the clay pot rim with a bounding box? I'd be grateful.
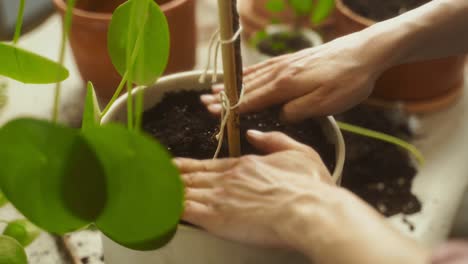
[52,0,189,21]
[334,0,376,27]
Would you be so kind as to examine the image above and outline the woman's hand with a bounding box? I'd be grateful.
[202,31,392,122]
[175,130,335,248]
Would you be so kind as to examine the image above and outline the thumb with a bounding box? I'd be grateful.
[246,130,315,155]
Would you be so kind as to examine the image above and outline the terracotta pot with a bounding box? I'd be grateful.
[53,0,197,103]
[101,70,346,264]
[334,0,466,113]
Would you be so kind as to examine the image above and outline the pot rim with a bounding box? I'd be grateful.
[334,0,375,27]
[102,70,345,184]
[52,0,190,21]
[245,24,324,64]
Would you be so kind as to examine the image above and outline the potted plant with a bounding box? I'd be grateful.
[334,0,466,113]
[0,0,424,263]
[52,0,197,103]
[243,0,334,65]
[0,0,346,263]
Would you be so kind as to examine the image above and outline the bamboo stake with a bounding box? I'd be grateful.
[217,0,241,157]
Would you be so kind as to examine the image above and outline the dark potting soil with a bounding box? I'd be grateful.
[143,90,336,171]
[142,90,421,217]
[257,32,312,57]
[336,106,421,217]
[342,0,431,21]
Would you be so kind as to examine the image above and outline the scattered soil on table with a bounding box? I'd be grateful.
[342,0,431,21]
[143,90,335,171]
[143,90,421,217]
[257,32,312,57]
[336,105,421,217]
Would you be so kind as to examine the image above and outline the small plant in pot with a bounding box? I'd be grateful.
[244,0,334,65]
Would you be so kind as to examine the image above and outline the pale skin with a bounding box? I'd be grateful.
[176,0,468,263]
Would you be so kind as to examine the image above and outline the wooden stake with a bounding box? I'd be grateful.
[217,0,241,157]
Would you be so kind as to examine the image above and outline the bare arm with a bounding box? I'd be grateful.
[202,0,468,121]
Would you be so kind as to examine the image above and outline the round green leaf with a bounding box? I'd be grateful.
[82,124,183,250]
[108,0,170,85]
[3,219,41,247]
[311,0,334,25]
[0,118,106,234]
[0,42,69,84]
[0,235,27,264]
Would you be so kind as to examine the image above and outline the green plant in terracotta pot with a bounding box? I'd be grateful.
[53,0,197,103]
[244,0,334,65]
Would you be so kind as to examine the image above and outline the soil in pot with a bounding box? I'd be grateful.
[257,31,312,57]
[342,0,431,21]
[336,105,421,217]
[142,90,336,170]
[142,90,421,218]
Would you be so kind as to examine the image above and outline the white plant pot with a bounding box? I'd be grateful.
[242,24,323,66]
[101,70,345,264]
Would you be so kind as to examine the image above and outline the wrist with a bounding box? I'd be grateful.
[275,187,430,264]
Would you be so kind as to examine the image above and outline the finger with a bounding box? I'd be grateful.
[174,157,238,173]
[185,188,216,204]
[183,171,220,188]
[200,94,221,105]
[212,84,224,94]
[207,104,222,115]
[246,130,316,155]
[282,88,332,122]
[182,201,217,227]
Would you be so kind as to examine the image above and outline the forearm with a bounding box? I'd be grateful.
[276,187,430,264]
[358,0,468,71]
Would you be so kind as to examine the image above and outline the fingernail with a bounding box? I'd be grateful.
[212,84,224,92]
[208,104,222,113]
[200,94,215,104]
[247,130,264,138]
[173,158,182,167]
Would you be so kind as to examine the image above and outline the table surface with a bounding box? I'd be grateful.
[0,1,467,263]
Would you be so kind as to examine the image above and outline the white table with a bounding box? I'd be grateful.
[0,3,467,263]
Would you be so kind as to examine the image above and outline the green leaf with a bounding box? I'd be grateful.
[250,30,268,47]
[82,124,183,250]
[82,82,101,131]
[0,190,7,207]
[108,0,170,85]
[0,42,69,84]
[3,219,41,247]
[288,0,313,16]
[310,0,334,25]
[0,118,106,234]
[266,0,285,13]
[0,235,27,264]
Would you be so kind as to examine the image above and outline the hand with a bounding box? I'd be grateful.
[174,130,334,248]
[201,32,391,122]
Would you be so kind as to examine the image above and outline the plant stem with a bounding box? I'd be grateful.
[217,0,242,157]
[337,121,425,165]
[134,86,145,131]
[100,72,128,118]
[13,0,26,44]
[52,0,76,123]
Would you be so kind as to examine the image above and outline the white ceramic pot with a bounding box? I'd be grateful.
[101,70,345,264]
[242,25,323,66]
